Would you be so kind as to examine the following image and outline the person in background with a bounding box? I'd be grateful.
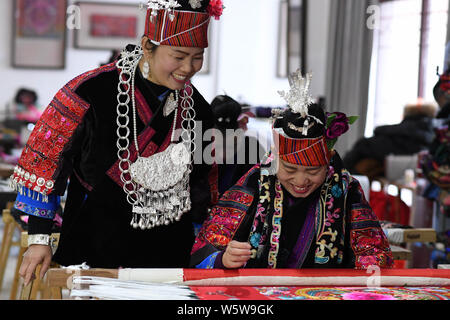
[433,68,450,120]
[11,0,224,286]
[8,88,42,124]
[420,68,450,267]
[0,88,42,162]
[343,103,436,180]
[190,71,393,269]
[211,95,266,196]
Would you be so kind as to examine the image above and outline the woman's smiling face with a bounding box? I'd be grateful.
[277,159,327,198]
[142,39,205,90]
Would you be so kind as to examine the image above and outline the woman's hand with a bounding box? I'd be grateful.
[222,240,252,268]
[19,244,52,286]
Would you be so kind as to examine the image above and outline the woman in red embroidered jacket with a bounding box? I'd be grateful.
[11,0,224,285]
[190,71,394,269]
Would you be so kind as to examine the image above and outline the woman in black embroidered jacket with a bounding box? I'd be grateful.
[11,0,224,285]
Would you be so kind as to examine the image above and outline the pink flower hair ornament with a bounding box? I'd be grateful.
[325,112,358,150]
[207,0,224,20]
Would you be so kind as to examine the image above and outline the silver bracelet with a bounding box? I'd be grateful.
[27,234,50,247]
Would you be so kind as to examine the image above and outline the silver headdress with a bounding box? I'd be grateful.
[189,0,203,9]
[147,0,181,21]
[277,69,322,136]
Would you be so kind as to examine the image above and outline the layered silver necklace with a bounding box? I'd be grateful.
[115,46,196,230]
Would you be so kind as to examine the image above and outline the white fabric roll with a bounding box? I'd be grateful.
[182,275,450,287]
[118,268,184,284]
[117,269,450,287]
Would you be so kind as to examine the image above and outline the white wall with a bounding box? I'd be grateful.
[211,0,290,106]
[0,0,123,113]
[306,0,330,99]
[197,0,331,106]
[0,0,330,113]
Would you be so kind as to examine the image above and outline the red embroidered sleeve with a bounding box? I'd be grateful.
[349,182,394,269]
[191,187,254,254]
[10,87,89,196]
[191,166,259,255]
[10,63,116,197]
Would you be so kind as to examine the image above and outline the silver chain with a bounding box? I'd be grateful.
[115,45,197,228]
[180,84,196,172]
[116,46,142,206]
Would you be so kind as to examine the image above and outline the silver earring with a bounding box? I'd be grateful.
[142,61,150,79]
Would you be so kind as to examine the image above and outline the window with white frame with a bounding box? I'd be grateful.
[365,0,449,137]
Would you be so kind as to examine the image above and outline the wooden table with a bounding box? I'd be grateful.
[43,268,450,300]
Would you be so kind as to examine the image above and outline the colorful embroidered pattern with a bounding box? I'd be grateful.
[145,10,210,48]
[191,286,450,300]
[314,168,346,264]
[351,228,393,269]
[12,88,89,195]
[192,169,257,254]
[277,134,331,166]
[14,185,60,220]
[268,181,283,268]
[349,183,394,269]
[255,286,450,300]
[14,201,56,219]
[195,251,220,269]
[247,166,270,260]
[10,63,117,196]
[203,188,253,249]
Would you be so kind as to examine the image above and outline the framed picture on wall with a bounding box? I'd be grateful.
[74,2,147,50]
[12,0,67,69]
[277,0,307,77]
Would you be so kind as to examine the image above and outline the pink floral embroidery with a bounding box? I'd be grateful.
[325,208,341,226]
[342,292,396,300]
[325,197,334,210]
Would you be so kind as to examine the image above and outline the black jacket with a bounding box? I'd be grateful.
[343,114,434,175]
[22,58,215,268]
